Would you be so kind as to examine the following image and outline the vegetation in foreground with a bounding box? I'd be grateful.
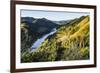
[21,16,90,62]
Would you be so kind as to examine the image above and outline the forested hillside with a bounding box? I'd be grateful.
[21,16,90,62]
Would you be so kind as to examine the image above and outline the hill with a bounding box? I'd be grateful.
[21,17,58,53]
[21,16,90,62]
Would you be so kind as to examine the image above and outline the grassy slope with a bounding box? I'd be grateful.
[21,16,90,62]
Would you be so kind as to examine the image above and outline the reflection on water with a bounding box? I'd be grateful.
[30,28,57,52]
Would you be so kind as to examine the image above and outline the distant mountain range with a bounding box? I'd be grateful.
[53,20,71,25]
[21,17,70,25]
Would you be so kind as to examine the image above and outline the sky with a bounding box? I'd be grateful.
[21,9,89,21]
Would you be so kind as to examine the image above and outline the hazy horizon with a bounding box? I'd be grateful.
[21,10,90,21]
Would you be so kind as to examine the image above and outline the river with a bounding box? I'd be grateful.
[30,28,57,52]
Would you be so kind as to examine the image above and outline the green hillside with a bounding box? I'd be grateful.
[21,16,90,62]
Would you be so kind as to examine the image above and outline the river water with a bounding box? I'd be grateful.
[30,28,57,52]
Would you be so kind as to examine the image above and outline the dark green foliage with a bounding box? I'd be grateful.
[21,16,90,62]
[21,17,59,53]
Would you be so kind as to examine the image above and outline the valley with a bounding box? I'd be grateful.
[21,16,90,62]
